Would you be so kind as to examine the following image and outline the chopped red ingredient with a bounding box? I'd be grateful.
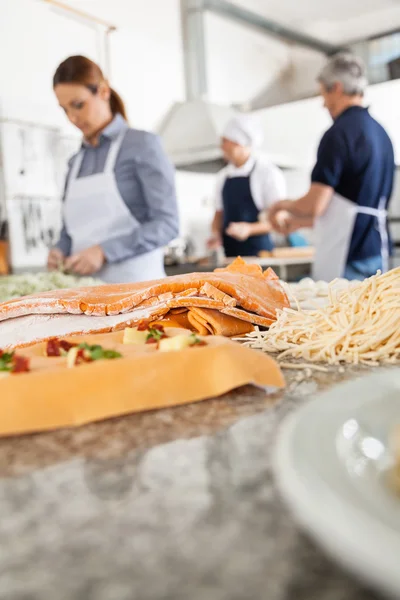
[190,340,207,347]
[46,338,77,357]
[12,355,31,373]
[76,348,92,365]
[46,339,60,357]
[137,322,166,334]
[60,340,76,353]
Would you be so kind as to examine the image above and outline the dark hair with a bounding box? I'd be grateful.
[53,55,127,120]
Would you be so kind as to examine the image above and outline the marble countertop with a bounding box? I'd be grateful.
[0,367,386,600]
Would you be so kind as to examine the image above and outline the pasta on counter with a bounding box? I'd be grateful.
[238,267,400,366]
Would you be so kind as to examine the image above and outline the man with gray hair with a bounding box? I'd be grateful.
[269,52,395,281]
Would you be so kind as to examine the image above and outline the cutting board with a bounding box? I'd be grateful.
[0,241,9,275]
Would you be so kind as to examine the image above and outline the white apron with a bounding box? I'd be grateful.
[312,193,389,282]
[64,131,165,284]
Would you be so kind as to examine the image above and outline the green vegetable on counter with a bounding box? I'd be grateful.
[0,272,103,303]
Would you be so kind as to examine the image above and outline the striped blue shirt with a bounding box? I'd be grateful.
[56,114,179,262]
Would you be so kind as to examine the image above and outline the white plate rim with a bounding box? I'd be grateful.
[273,380,400,599]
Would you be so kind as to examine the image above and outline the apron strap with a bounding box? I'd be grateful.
[377,196,389,273]
[64,130,127,199]
[357,197,389,273]
[64,149,85,198]
[69,150,85,181]
[357,207,387,217]
[104,130,127,174]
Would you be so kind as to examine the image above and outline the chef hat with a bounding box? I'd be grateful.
[222,114,264,148]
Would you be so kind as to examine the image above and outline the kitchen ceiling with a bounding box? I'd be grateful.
[231,0,397,25]
[65,0,399,44]
[229,0,400,42]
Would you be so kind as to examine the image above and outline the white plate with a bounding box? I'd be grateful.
[274,369,400,599]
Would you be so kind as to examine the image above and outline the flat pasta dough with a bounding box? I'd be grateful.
[187,307,255,337]
[0,329,284,437]
[0,258,289,348]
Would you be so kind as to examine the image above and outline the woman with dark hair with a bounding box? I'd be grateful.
[48,55,178,283]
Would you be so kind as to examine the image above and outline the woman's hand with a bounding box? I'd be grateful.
[207,233,222,250]
[225,222,252,241]
[47,248,65,271]
[64,245,105,276]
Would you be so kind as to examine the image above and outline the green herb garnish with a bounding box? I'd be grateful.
[188,333,207,347]
[0,352,14,372]
[78,343,122,361]
[146,327,166,342]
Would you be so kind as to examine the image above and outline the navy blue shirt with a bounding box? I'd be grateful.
[311,106,395,261]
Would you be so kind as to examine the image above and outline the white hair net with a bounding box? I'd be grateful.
[222,115,264,148]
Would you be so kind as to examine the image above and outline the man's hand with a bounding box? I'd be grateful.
[269,185,333,224]
[47,248,65,271]
[268,201,294,230]
[64,245,105,276]
[270,210,293,234]
[225,222,253,242]
[271,211,314,235]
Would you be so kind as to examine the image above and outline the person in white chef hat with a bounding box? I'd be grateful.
[208,114,286,257]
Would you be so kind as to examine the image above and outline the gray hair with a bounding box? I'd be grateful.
[317,52,368,96]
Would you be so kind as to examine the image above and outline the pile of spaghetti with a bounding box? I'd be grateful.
[238,267,400,366]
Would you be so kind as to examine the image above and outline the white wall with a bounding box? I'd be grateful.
[0,0,185,131]
[175,171,215,256]
[106,1,185,131]
[205,12,289,107]
[368,81,400,166]
[0,0,99,130]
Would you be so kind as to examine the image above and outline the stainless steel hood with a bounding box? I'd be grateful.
[245,31,400,111]
[157,99,236,173]
[243,49,327,111]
